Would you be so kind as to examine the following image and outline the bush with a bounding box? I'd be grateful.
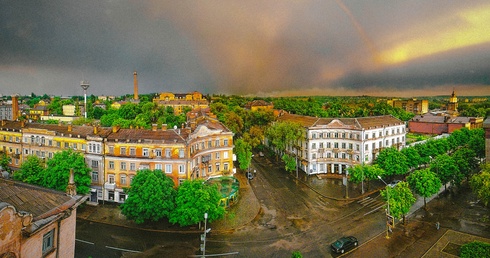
[460,241,490,258]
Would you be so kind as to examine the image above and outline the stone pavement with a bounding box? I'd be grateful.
[76,172,260,233]
[77,171,490,257]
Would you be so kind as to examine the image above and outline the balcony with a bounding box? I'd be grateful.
[104,182,116,191]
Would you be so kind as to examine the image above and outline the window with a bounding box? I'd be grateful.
[165,164,172,173]
[327,142,331,148]
[215,163,220,172]
[64,142,69,148]
[120,162,127,170]
[312,143,316,149]
[179,165,185,174]
[223,151,229,159]
[120,147,126,155]
[215,139,220,147]
[109,146,114,154]
[143,148,149,157]
[224,139,229,146]
[82,144,86,151]
[91,160,99,168]
[109,161,114,169]
[130,163,136,171]
[42,229,55,255]
[224,163,229,171]
[130,148,136,156]
[155,163,162,170]
[120,175,127,185]
[179,149,184,158]
[215,152,220,159]
[108,174,115,184]
[155,149,162,157]
[334,142,339,148]
[92,171,98,182]
[165,149,171,158]
[208,141,212,148]
[341,143,346,149]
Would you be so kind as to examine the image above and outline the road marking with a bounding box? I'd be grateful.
[75,239,94,245]
[105,246,142,253]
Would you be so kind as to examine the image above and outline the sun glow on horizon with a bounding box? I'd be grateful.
[380,6,490,65]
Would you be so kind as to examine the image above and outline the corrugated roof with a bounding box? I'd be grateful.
[0,179,78,220]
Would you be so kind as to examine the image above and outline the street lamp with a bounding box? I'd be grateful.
[378,175,391,239]
[201,212,211,257]
[80,81,90,119]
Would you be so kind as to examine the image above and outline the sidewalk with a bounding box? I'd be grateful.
[76,172,260,233]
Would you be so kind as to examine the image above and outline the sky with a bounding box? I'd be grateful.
[1,0,489,98]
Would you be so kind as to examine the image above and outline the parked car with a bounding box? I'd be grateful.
[331,236,358,254]
[388,180,401,187]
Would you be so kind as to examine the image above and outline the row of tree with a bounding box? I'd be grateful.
[120,169,225,226]
[12,149,92,194]
[347,127,487,223]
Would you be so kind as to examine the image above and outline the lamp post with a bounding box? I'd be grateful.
[80,81,90,119]
[201,212,211,257]
[378,175,391,239]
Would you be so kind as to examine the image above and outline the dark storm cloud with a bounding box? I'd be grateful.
[1,0,489,97]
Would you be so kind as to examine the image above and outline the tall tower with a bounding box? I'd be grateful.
[447,89,458,114]
[11,94,19,120]
[133,71,139,100]
[80,81,90,119]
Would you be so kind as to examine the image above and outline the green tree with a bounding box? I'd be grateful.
[282,154,296,174]
[0,152,11,173]
[469,165,490,207]
[400,147,421,170]
[380,181,416,224]
[13,155,44,184]
[120,169,176,224]
[452,147,478,180]
[170,179,225,227]
[430,154,461,190]
[407,168,442,210]
[349,164,384,194]
[234,138,253,171]
[265,121,304,158]
[291,251,303,258]
[460,241,490,258]
[42,149,92,194]
[375,147,409,176]
[468,128,485,160]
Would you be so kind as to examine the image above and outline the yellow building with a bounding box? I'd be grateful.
[392,98,428,115]
[0,109,234,204]
[153,91,209,115]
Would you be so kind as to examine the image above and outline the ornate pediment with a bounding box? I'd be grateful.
[327,119,345,128]
[189,125,222,140]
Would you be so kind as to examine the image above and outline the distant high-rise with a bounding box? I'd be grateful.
[133,71,139,100]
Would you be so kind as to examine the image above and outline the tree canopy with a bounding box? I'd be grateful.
[380,181,416,222]
[375,147,409,176]
[120,169,176,224]
[407,168,442,209]
[169,179,225,227]
[470,164,490,207]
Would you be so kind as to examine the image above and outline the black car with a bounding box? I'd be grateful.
[331,236,358,254]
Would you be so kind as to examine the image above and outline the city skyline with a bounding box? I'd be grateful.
[1,1,489,97]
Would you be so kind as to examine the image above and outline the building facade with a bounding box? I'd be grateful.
[0,112,234,204]
[392,98,428,115]
[153,91,209,115]
[274,113,406,175]
[0,179,86,258]
[408,113,484,135]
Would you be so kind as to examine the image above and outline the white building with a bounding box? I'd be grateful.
[276,113,406,175]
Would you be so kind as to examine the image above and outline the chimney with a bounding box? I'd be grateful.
[162,124,167,131]
[93,125,98,135]
[133,71,139,100]
[66,168,77,196]
[112,125,120,133]
[11,94,19,121]
[152,124,157,131]
[67,123,72,132]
